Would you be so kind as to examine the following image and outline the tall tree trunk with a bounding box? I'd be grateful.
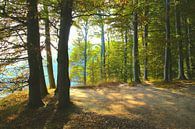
[164,0,172,82]
[185,18,192,79]
[132,0,141,83]
[39,55,48,97]
[99,15,106,81]
[107,32,110,80]
[44,5,56,89]
[91,58,95,84]
[57,0,73,108]
[143,0,149,81]
[26,0,44,108]
[84,20,88,86]
[124,30,128,83]
[174,0,186,80]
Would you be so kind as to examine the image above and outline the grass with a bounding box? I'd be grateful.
[0,84,152,129]
[147,79,195,89]
[72,81,122,89]
[0,90,57,129]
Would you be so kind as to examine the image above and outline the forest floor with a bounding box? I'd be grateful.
[0,81,195,129]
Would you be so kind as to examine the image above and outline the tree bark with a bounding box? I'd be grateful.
[185,18,192,80]
[44,5,56,89]
[107,32,111,79]
[57,0,73,109]
[143,0,149,81]
[124,30,128,83]
[99,15,106,81]
[83,20,88,86]
[39,55,48,97]
[26,0,44,108]
[174,0,186,80]
[164,0,172,82]
[132,0,141,83]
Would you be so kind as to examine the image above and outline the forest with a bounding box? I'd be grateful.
[0,0,195,129]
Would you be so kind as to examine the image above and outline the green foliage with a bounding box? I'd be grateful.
[1,0,195,90]
[70,41,101,85]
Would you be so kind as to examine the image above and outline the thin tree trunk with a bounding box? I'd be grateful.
[26,0,44,108]
[174,0,186,80]
[44,5,56,89]
[99,15,106,81]
[164,0,172,82]
[107,32,110,80]
[185,18,192,79]
[124,30,128,83]
[91,58,95,84]
[84,20,88,86]
[57,0,73,109]
[132,0,141,83]
[39,55,48,97]
[143,0,149,81]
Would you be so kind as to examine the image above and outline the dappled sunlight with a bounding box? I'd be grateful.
[70,84,195,127]
[6,114,18,121]
[0,84,195,129]
[1,0,195,128]
[71,89,88,98]
[106,93,122,100]
[163,101,175,105]
[109,103,127,114]
[134,93,145,98]
[71,86,149,116]
[126,100,146,107]
[123,94,134,100]
[144,81,153,85]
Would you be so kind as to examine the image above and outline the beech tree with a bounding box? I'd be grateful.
[143,0,149,81]
[174,0,186,80]
[57,0,73,108]
[164,0,172,82]
[1,0,195,104]
[26,0,44,108]
[132,0,141,83]
[44,5,56,89]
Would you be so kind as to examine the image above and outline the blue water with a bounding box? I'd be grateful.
[43,59,80,87]
[0,43,81,99]
[43,42,80,87]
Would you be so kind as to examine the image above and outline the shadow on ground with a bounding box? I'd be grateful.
[0,94,155,129]
[0,83,195,129]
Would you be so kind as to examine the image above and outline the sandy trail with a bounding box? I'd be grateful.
[70,84,195,129]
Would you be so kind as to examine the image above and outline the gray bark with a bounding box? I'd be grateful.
[83,20,88,86]
[132,0,141,83]
[26,0,44,108]
[99,15,106,81]
[44,5,56,89]
[57,0,73,108]
[40,55,48,97]
[174,0,186,80]
[143,0,149,81]
[124,30,128,83]
[185,18,192,79]
[164,0,172,82]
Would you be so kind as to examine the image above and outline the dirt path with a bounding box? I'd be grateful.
[70,84,195,129]
[1,84,195,129]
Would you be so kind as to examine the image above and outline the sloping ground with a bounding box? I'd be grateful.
[0,83,195,129]
[71,84,195,129]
